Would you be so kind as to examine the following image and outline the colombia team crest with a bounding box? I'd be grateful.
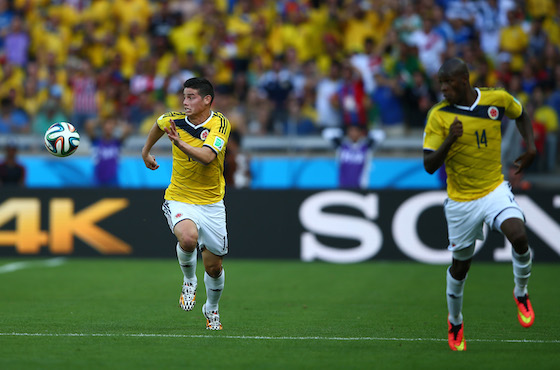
[200,129,209,140]
[487,106,499,120]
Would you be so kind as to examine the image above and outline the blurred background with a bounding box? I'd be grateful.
[0,0,558,189]
[0,0,559,262]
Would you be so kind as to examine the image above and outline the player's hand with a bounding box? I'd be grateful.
[513,149,536,174]
[142,152,159,170]
[448,117,463,141]
[164,120,180,145]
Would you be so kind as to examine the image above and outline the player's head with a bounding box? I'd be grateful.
[182,77,214,116]
[183,77,214,104]
[346,123,365,142]
[437,58,471,105]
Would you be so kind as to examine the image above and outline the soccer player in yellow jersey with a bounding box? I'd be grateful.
[142,77,231,330]
[423,58,537,351]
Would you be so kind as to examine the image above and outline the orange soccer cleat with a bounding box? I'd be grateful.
[448,318,466,351]
[513,291,535,328]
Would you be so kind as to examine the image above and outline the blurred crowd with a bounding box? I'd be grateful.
[0,0,559,172]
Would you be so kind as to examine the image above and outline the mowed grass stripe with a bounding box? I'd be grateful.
[2,332,559,344]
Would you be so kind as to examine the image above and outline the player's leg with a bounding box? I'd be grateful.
[174,219,200,311]
[489,182,534,327]
[444,198,482,351]
[448,252,472,325]
[163,200,200,311]
[447,246,473,351]
[500,217,534,327]
[201,249,224,330]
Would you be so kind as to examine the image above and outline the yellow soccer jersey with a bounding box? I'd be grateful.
[157,111,231,205]
[424,88,523,202]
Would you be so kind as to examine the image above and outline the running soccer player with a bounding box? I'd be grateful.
[423,58,536,351]
[142,77,231,330]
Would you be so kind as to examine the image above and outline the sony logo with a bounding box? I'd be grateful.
[299,191,560,263]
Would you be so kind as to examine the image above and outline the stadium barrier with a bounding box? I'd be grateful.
[0,188,558,263]
[19,155,443,189]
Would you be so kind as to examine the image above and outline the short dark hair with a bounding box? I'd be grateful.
[439,58,469,79]
[183,77,214,104]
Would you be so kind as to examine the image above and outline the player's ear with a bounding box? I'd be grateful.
[203,95,212,105]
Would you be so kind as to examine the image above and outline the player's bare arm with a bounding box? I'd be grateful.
[513,110,537,174]
[164,120,217,165]
[424,117,463,174]
[142,122,164,170]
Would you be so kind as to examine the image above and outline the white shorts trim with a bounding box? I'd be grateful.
[162,200,228,256]
[445,181,525,252]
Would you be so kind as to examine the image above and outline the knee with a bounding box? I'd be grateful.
[450,259,471,280]
[175,230,198,252]
[205,263,223,278]
[508,230,528,253]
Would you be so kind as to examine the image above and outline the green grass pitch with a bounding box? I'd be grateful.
[0,258,559,369]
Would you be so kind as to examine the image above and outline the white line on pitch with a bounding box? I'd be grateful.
[0,257,67,274]
[0,333,558,344]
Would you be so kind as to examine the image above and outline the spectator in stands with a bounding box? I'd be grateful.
[446,13,476,50]
[86,116,132,187]
[331,62,369,130]
[532,86,558,172]
[408,17,446,78]
[499,8,528,73]
[527,16,549,59]
[33,98,69,136]
[520,63,539,96]
[349,37,383,96]
[523,101,547,173]
[0,62,24,102]
[4,15,29,67]
[402,70,438,131]
[258,54,294,134]
[17,76,44,121]
[149,0,182,38]
[0,96,28,134]
[70,60,98,130]
[316,61,342,131]
[432,5,453,43]
[473,0,501,63]
[548,65,560,119]
[0,0,14,50]
[286,83,319,135]
[393,1,422,44]
[127,90,155,131]
[0,141,25,187]
[371,71,404,136]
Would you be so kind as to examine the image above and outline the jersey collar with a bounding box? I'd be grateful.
[185,111,214,129]
[453,88,481,111]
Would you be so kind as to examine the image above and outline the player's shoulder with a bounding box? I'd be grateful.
[478,87,517,106]
[157,111,187,126]
[208,111,231,133]
[211,111,229,122]
[426,100,449,119]
[478,86,511,99]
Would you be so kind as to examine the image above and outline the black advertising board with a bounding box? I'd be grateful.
[0,188,558,263]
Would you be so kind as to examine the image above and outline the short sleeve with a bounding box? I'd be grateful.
[423,109,445,151]
[503,91,523,120]
[203,114,231,154]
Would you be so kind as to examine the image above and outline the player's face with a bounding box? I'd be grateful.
[183,88,210,116]
[438,72,465,105]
